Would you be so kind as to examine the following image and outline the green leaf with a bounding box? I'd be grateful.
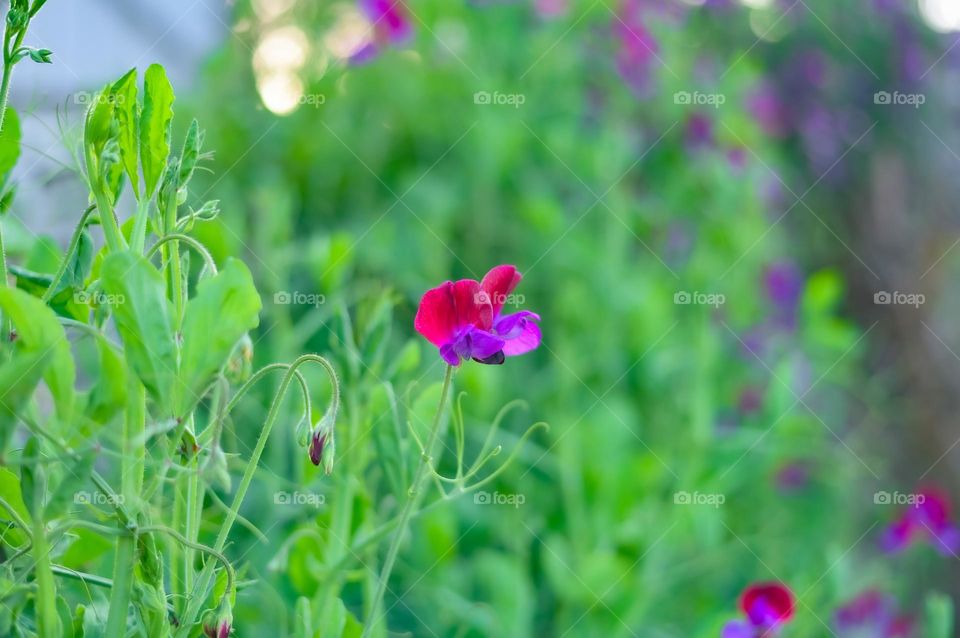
[0,466,31,547]
[85,336,127,425]
[0,107,20,175]
[111,68,139,196]
[100,251,176,406]
[139,64,174,197]
[0,351,48,451]
[0,287,75,423]
[44,449,94,521]
[176,258,261,415]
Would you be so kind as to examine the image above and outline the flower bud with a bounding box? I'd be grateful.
[224,334,254,385]
[309,430,326,467]
[202,599,232,638]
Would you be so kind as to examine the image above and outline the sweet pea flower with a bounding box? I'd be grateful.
[722,582,795,638]
[834,590,914,638]
[352,0,412,62]
[880,487,960,556]
[414,265,541,366]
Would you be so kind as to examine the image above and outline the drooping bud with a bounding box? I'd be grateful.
[307,411,336,474]
[308,430,326,467]
[202,599,232,638]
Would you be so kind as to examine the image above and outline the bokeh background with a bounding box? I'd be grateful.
[7,0,960,635]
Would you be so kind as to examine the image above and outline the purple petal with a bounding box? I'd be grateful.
[494,312,541,356]
[930,525,960,556]
[466,329,506,360]
[879,518,914,553]
[439,343,462,366]
[721,620,755,638]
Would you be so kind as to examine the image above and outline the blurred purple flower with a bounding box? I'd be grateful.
[834,590,914,637]
[535,0,569,18]
[613,0,660,96]
[764,261,804,325]
[737,386,763,415]
[880,487,960,556]
[727,147,747,173]
[775,461,809,492]
[685,112,714,150]
[747,82,789,138]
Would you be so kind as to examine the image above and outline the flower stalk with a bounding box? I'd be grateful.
[362,364,454,638]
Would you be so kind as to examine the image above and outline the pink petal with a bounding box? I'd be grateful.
[480,264,522,315]
[414,282,458,347]
[452,279,492,331]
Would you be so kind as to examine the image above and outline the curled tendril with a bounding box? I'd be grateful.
[53,520,235,602]
[410,395,549,496]
[145,234,219,280]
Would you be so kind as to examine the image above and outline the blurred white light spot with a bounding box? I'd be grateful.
[739,0,773,7]
[919,0,960,33]
[324,6,372,60]
[254,26,309,72]
[257,71,304,115]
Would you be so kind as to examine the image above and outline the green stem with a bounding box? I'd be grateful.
[362,365,453,638]
[130,195,150,255]
[174,354,339,636]
[104,534,135,638]
[92,183,125,254]
[32,516,59,637]
[0,18,27,340]
[105,375,145,637]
